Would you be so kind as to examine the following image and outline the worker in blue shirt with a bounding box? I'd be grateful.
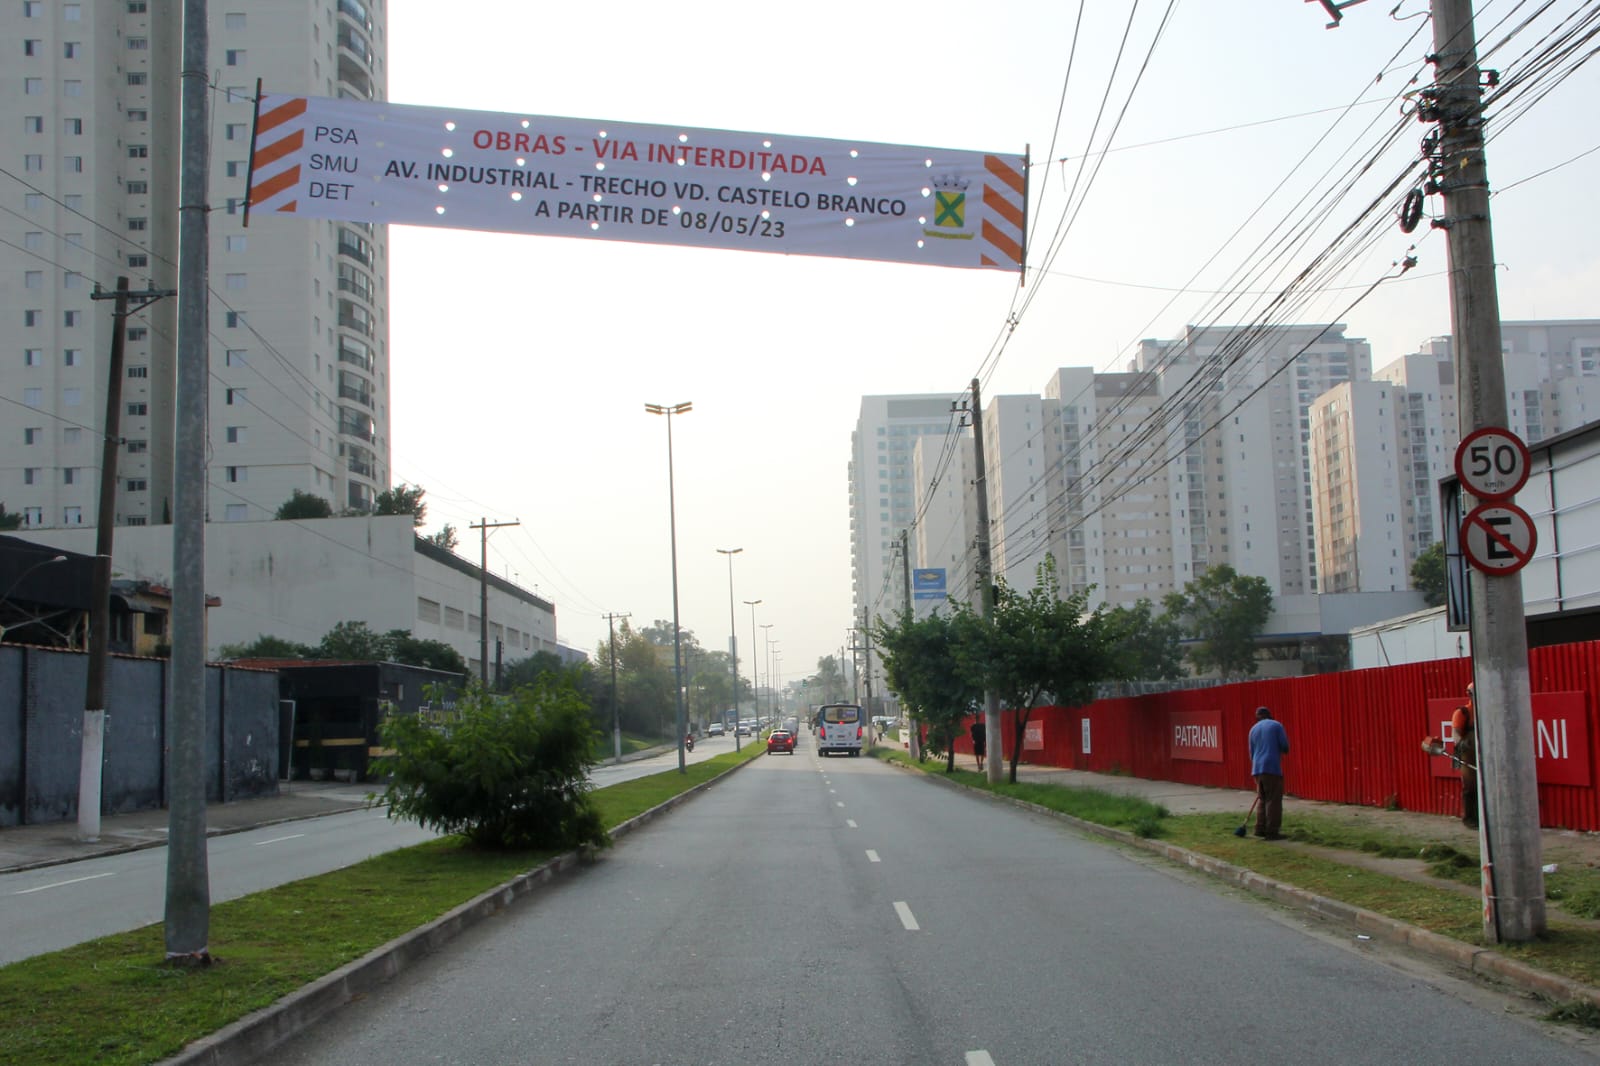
[1249,706,1290,840]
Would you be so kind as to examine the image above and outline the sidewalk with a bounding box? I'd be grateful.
[0,781,378,874]
[0,741,684,875]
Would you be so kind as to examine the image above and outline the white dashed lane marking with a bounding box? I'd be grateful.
[846,819,858,828]
[966,1052,996,1066]
[866,850,880,862]
[893,901,919,931]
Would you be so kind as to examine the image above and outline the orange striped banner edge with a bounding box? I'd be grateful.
[983,185,1024,231]
[276,200,298,213]
[256,96,308,136]
[984,155,1025,197]
[981,219,1022,265]
[249,165,300,206]
[251,128,304,170]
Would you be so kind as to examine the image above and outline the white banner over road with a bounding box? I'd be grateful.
[248,94,1027,274]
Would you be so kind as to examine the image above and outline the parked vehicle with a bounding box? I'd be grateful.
[816,703,863,757]
[766,730,796,755]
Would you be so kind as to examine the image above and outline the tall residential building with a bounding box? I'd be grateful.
[984,394,1051,593]
[3,0,390,532]
[911,431,973,616]
[1137,324,1372,595]
[1313,320,1600,595]
[849,394,960,691]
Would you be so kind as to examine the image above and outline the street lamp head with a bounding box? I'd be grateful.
[744,598,762,607]
[717,547,743,557]
[644,401,693,416]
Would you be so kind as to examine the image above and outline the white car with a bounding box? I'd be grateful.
[707,722,726,737]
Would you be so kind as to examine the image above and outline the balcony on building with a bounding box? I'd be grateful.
[338,336,374,373]
[338,370,372,409]
[337,299,375,339]
[339,406,375,443]
[337,228,373,268]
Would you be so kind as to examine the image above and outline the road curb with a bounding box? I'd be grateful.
[158,752,765,1066]
[882,754,1600,1011]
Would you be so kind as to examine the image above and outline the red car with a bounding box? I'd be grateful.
[766,729,796,754]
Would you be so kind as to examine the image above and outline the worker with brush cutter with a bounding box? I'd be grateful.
[1420,682,1479,829]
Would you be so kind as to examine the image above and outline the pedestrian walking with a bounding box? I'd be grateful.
[970,718,987,772]
[1454,684,1479,829]
[1249,706,1290,840]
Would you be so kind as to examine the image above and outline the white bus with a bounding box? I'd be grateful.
[815,703,863,757]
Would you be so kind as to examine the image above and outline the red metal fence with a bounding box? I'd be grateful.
[951,639,1600,830]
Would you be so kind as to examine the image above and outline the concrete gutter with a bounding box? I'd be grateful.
[890,756,1600,1010]
[159,751,765,1066]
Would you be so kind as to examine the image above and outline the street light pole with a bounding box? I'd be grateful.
[0,552,68,640]
[718,548,743,752]
[760,623,774,720]
[645,401,692,773]
[742,598,761,751]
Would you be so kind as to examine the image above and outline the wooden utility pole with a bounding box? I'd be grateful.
[968,378,1002,784]
[469,517,519,689]
[79,278,172,842]
[1426,0,1544,941]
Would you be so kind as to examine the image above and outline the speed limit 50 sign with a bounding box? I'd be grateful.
[1455,427,1530,500]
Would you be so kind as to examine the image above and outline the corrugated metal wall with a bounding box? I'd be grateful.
[957,639,1599,829]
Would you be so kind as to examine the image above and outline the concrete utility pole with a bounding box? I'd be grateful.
[857,608,875,742]
[900,529,913,618]
[1427,0,1544,941]
[165,0,211,964]
[718,548,743,752]
[80,278,173,842]
[469,517,519,689]
[967,378,1003,784]
[605,612,630,763]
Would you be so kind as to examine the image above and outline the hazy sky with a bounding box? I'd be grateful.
[381,0,1600,682]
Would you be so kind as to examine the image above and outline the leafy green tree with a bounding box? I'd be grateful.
[275,489,333,520]
[385,629,468,674]
[1103,599,1187,683]
[1411,541,1446,607]
[873,608,982,770]
[375,676,608,851]
[813,655,848,703]
[217,633,317,659]
[959,558,1116,782]
[423,523,460,551]
[374,483,427,526]
[0,504,23,531]
[318,619,392,660]
[1162,564,1274,680]
[592,619,676,738]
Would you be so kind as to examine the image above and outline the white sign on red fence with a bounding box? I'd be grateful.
[1170,709,1224,763]
[248,94,1027,273]
[1427,691,1590,786]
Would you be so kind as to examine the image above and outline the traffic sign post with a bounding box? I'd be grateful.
[1455,427,1530,500]
[1461,501,1536,575]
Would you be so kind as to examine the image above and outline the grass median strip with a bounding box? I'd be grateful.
[0,744,763,1066]
[874,746,1600,999]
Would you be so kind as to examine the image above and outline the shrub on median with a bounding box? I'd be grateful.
[374,676,609,852]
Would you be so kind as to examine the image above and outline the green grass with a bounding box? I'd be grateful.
[0,742,765,1066]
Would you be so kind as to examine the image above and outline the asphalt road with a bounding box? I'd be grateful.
[268,733,1598,1066]
[0,807,437,965]
[0,737,742,966]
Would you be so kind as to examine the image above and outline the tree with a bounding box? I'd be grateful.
[873,608,982,771]
[317,620,392,660]
[1103,599,1187,683]
[1411,541,1446,607]
[385,629,468,674]
[0,504,23,531]
[423,523,460,551]
[375,674,608,851]
[217,634,316,659]
[813,655,848,703]
[275,489,333,520]
[374,483,427,526]
[959,558,1117,782]
[1163,564,1274,680]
